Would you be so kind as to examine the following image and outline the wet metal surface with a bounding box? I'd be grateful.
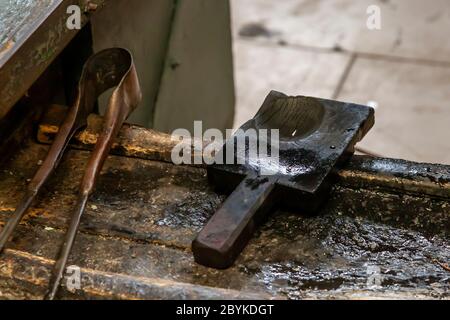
[349,156,450,188]
[247,212,449,299]
[0,139,448,299]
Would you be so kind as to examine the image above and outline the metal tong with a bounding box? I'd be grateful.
[0,48,141,299]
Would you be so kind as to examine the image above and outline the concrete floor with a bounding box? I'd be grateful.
[231,0,450,165]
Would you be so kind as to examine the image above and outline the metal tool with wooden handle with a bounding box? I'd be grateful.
[193,91,375,269]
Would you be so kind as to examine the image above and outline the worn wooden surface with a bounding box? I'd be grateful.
[0,132,448,299]
[0,0,108,119]
[0,0,57,55]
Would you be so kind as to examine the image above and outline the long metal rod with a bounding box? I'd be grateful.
[0,123,84,252]
[45,193,89,299]
[0,191,35,250]
[44,48,141,300]
[0,48,99,253]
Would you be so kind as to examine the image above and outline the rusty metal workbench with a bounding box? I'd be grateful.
[0,107,448,299]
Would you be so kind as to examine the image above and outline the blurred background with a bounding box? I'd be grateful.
[230,0,450,165]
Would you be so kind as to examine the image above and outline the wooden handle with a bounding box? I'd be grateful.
[192,175,276,269]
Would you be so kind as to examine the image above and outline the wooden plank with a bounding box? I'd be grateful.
[0,0,108,119]
[0,0,60,60]
[0,248,273,300]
